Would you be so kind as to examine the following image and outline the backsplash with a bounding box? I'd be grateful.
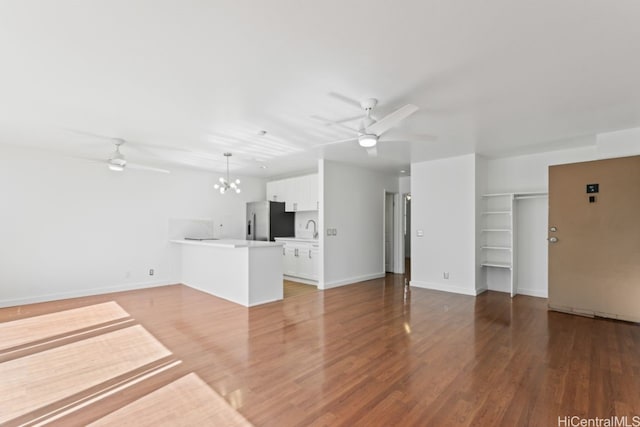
[168,218,215,239]
[295,211,319,239]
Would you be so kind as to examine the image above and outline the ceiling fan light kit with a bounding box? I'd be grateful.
[358,134,378,148]
[214,153,241,194]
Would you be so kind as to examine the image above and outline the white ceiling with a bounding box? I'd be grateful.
[1,0,639,178]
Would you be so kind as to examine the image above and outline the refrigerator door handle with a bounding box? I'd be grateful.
[247,219,251,238]
[252,213,257,240]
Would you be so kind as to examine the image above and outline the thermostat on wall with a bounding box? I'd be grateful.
[586,183,599,193]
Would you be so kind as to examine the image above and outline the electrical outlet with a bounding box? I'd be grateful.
[149,269,154,276]
[443,272,449,280]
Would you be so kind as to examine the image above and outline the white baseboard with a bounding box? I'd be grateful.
[322,272,386,290]
[0,280,173,308]
[283,275,318,286]
[409,280,479,296]
[516,288,548,298]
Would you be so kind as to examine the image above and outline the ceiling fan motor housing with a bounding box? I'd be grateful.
[360,98,378,111]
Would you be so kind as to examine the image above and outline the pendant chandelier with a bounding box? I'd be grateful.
[214,153,241,194]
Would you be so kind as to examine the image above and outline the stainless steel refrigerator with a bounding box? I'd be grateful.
[246,201,295,241]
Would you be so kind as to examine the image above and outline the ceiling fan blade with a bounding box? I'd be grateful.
[310,115,359,133]
[328,92,362,109]
[71,156,106,165]
[66,128,193,153]
[314,136,358,147]
[380,131,437,143]
[64,128,116,141]
[366,104,419,136]
[334,114,364,124]
[366,147,378,157]
[127,163,171,174]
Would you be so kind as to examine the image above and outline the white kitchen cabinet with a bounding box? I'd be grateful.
[279,240,319,282]
[267,174,318,212]
[298,174,319,211]
[283,246,297,276]
[298,246,319,280]
[267,180,286,202]
[284,177,301,212]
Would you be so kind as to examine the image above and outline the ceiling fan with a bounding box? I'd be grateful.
[77,137,171,174]
[315,98,427,156]
[107,139,170,173]
[67,128,233,171]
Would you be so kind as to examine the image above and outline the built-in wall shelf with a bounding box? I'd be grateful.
[482,193,513,197]
[479,190,548,297]
[480,261,512,269]
[482,211,511,215]
[514,191,548,199]
[480,193,516,296]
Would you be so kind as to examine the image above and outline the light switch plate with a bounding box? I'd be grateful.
[417,230,424,237]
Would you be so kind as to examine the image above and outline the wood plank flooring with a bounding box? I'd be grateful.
[1,274,639,426]
[283,280,318,298]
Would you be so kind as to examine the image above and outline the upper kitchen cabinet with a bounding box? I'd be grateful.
[267,174,319,212]
[266,179,286,203]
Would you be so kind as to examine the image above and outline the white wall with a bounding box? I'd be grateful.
[320,160,398,289]
[0,145,265,307]
[411,154,478,295]
[475,155,488,294]
[399,176,411,195]
[486,145,598,192]
[596,126,640,159]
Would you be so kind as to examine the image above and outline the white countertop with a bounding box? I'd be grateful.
[170,239,284,248]
[274,237,319,243]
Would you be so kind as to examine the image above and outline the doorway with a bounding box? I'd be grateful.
[385,193,395,273]
[404,194,411,279]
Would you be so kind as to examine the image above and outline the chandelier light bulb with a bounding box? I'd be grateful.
[219,177,225,183]
[235,179,241,184]
[235,188,241,194]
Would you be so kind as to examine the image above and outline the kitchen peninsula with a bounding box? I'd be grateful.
[170,239,284,307]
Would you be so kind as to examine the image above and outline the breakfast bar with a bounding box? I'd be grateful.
[170,239,284,307]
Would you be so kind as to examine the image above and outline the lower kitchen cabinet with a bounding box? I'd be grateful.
[281,242,319,281]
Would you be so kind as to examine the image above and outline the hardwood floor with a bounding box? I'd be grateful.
[283,280,318,299]
[1,275,639,426]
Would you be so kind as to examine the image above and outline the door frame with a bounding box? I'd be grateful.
[382,191,405,274]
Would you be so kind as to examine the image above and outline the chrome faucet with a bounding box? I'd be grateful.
[305,219,318,239]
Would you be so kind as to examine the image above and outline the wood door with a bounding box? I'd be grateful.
[548,155,640,322]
